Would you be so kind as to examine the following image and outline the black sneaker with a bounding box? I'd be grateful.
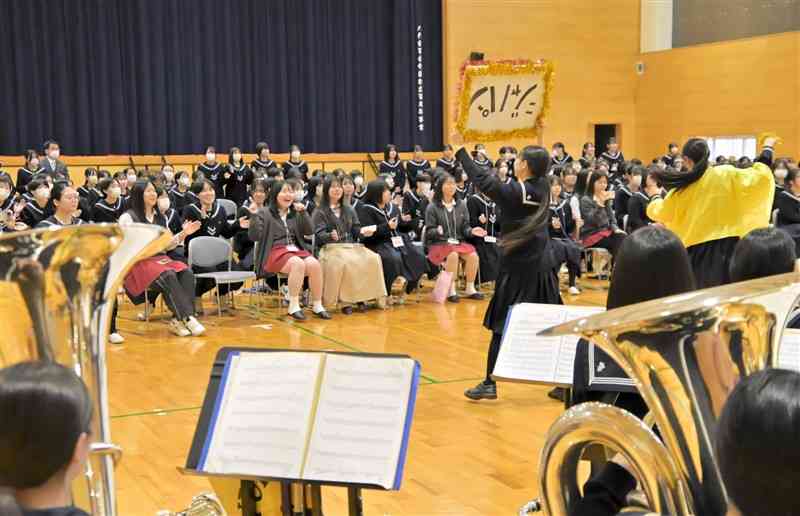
[313,310,332,320]
[405,279,418,295]
[289,310,306,321]
[467,292,485,300]
[464,381,497,400]
[342,306,353,315]
[447,295,460,303]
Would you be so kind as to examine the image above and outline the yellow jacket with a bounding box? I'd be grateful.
[647,162,775,248]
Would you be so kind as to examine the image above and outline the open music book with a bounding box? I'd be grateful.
[492,303,604,385]
[196,351,420,490]
[779,328,800,372]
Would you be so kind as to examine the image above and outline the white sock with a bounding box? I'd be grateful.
[465,283,477,296]
[313,301,325,313]
[288,296,301,314]
[449,282,457,297]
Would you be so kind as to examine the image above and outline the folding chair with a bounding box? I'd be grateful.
[188,236,256,317]
[217,198,239,223]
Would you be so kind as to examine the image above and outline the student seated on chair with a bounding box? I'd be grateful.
[247,180,331,321]
[424,174,484,303]
[0,362,94,516]
[155,186,186,262]
[402,173,432,243]
[169,170,194,213]
[120,180,205,337]
[312,175,387,315]
[182,179,248,299]
[626,166,661,233]
[233,179,270,272]
[19,177,53,229]
[579,169,626,259]
[467,176,501,286]
[548,176,582,295]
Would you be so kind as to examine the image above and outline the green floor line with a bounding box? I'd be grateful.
[111,406,202,419]
[268,313,440,384]
[422,377,484,385]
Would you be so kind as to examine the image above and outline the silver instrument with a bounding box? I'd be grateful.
[532,272,800,515]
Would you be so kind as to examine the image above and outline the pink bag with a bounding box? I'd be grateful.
[430,271,453,304]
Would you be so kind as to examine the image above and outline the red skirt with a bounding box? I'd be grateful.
[124,255,188,297]
[582,229,612,248]
[427,242,476,266]
[263,244,312,273]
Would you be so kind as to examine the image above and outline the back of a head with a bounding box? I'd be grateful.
[0,361,92,489]
[519,145,550,179]
[607,226,696,309]
[729,227,796,283]
[717,368,800,516]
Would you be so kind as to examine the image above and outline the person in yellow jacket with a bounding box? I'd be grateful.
[647,136,777,288]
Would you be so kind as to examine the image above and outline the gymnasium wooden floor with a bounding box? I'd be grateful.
[109,279,607,515]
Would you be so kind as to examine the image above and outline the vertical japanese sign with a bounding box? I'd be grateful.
[416,25,424,133]
[455,60,554,141]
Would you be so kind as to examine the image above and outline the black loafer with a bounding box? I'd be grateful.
[313,310,332,320]
[447,295,460,303]
[341,306,353,315]
[464,382,497,400]
[405,280,418,295]
[468,292,485,300]
[289,310,306,321]
[356,302,367,313]
[548,387,566,402]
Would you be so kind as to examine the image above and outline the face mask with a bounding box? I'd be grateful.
[461,173,468,183]
[88,175,98,185]
[163,171,174,181]
[419,184,431,196]
[48,150,60,160]
[291,151,300,160]
[233,154,242,163]
[293,191,305,202]
[354,176,364,186]
[127,175,137,184]
[180,176,192,187]
[30,159,40,169]
[657,162,667,170]
[36,188,50,200]
[206,153,216,162]
[109,187,122,197]
[158,198,171,212]
[385,178,395,189]
[0,189,10,201]
[775,168,788,180]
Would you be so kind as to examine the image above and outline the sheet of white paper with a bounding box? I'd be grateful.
[302,355,415,489]
[779,328,800,372]
[493,303,603,385]
[202,352,324,478]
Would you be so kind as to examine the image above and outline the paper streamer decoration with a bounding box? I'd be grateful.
[455,59,554,142]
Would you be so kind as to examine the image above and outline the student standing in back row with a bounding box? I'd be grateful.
[225,146,253,207]
[379,144,406,196]
[251,141,277,175]
[406,145,431,190]
[283,145,309,182]
[600,138,624,178]
[197,146,225,199]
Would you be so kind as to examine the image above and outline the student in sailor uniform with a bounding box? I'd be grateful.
[578,142,595,169]
[402,173,432,242]
[627,168,660,233]
[600,138,625,179]
[155,187,187,262]
[356,179,427,300]
[379,144,406,196]
[454,167,472,202]
[182,179,247,298]
[233,180,269,272]
[456,144,562,401]
[251,141,277,175]
[774,167,800,254]
[350,171,367,203]
[170,170,196,213]
[496,160,513,185]
[20,178,53,229]
[548,176,582,295]
[613,165,643,230]
[225,146,253,207]
[406,145,431,190]
[91,178,125,223]
[111,171,131,206]
[304,175,323,216]
[77,168,101,209]
[467,181,501,284]
[662,142,679,168]
[341,174,358,209]
[196,146,226,199]
[40,140,69,178]
[560,165,579,200]
[496,146,516,178]
[772,158,791,211]
[436,144,460,178]
[16,149,43,194]
[282,144,309,182]
[471,143,493,171]
[160,162,177,190]
[0,175,21,232]
[550,142,573,170]
[36,183,84,229]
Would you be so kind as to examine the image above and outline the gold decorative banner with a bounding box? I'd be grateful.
[455,59,554,142]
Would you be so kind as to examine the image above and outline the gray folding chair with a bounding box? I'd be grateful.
[216,198,239,223]
[188,236,256,316]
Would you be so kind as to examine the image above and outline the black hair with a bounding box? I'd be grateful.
[0,175,12,189]
[717,368,800,516]
[24,149,39,167]
[729,227,796,282]
[97,178,118,196]
[363,179,390,206]
[415,172,432,185]
[582,142,594,157]
[27,178,50,195]
[83,167,97,179]
[320,175,353,230]
[175,170,190,181]
[715,155,728,165]
[42,140,59,153]
[190,178,215,198]
[128,179,156,221]
[562,165,578,178]
[607,138,618,146]
[668,142,678,151]
[228,146,243,166]
[50,181,73,205]
[289,144,301,157]
[413,144,424,154]
[653,138,709,191]
[585,169,609,197]
[0,361,92,489]
[736,156,753,169]
[785,167,800,188]
[384,144,399,162]
[442,144,453,152]
[255,141,270,158]
[306,175,324,203]
[548,175,562,187]
[607,226,695,309]
[250,178,269,195]
[266,167,281,178]
[550,165,564,178]
[432,173,456,205]
[552,142,565,150]
[501,145,553,253]
[267,179,298,220]
[205,145,216,154]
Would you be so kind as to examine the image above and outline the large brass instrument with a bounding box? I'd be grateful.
[533,272,800,515]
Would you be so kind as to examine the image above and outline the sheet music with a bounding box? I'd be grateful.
[302,355,416,489]
[779,328,800,372]
[493,303,603,385]
[202,352,324,478]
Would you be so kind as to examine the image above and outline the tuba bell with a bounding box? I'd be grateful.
[533,272,800,515]
[0,223,171,515]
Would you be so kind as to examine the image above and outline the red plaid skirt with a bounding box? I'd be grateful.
[263,244,312,273]
[427,242,476,266]
[124,255,188,297]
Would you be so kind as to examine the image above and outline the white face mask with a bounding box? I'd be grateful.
[36,187,50,200]
[419,183,431,196]
[233,153,242,163]
[158,197,171,212]
[291,151,300,160]
[109,187,122,197]
[163,171,174,181]
[49,149,60,160]
[0,189,10,201]
[293,190,305,202]
[180,176,191,187]
[127,175,137,184]
[353,176,364,186]
[775,168,788,180]
[206,152,216,162]
[461,173,468,183]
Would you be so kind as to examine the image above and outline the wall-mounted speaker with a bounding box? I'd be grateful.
[635,61,645,75]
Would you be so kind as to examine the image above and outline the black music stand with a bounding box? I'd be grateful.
[181,347,414,516]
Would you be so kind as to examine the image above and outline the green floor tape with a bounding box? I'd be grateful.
[111,406,201,419]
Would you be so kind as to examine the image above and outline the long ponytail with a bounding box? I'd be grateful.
[501,145,552,253]
[654,138,710,191]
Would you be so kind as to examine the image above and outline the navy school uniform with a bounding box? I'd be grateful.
[436,157,459,177]
[250,158,277,174]
[169,187,195,213]
[77,185,102,208]
[92,197,126,223]
[550,154,574,170]
[161,207,186,262]
[548,198,582,284]
[16,167,40,193]
[626,191,655,233]
[775,189,800,255]
[197,162,226,198]
[20,201,52,229]
[36,215,85,229]
[401,190,429,242]
[472,156,493,171]
[600,150,625,177]
[379,160,407,195]
[282,160,309,182]
[466,192,501,283]
[406,159,431,190]
[613,184,633,230]
[225,163,254,207]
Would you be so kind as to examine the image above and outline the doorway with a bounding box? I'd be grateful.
[593,124,619,156]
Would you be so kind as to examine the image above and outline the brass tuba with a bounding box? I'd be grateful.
[0,223,171,515]
[533,272,800,515]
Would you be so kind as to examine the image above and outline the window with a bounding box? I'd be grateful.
[697,136,757,160]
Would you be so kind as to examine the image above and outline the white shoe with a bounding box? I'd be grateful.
[568,286,581,295]
[184,316,206,336]
[168,318,191,337]
[108,332,125,344]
